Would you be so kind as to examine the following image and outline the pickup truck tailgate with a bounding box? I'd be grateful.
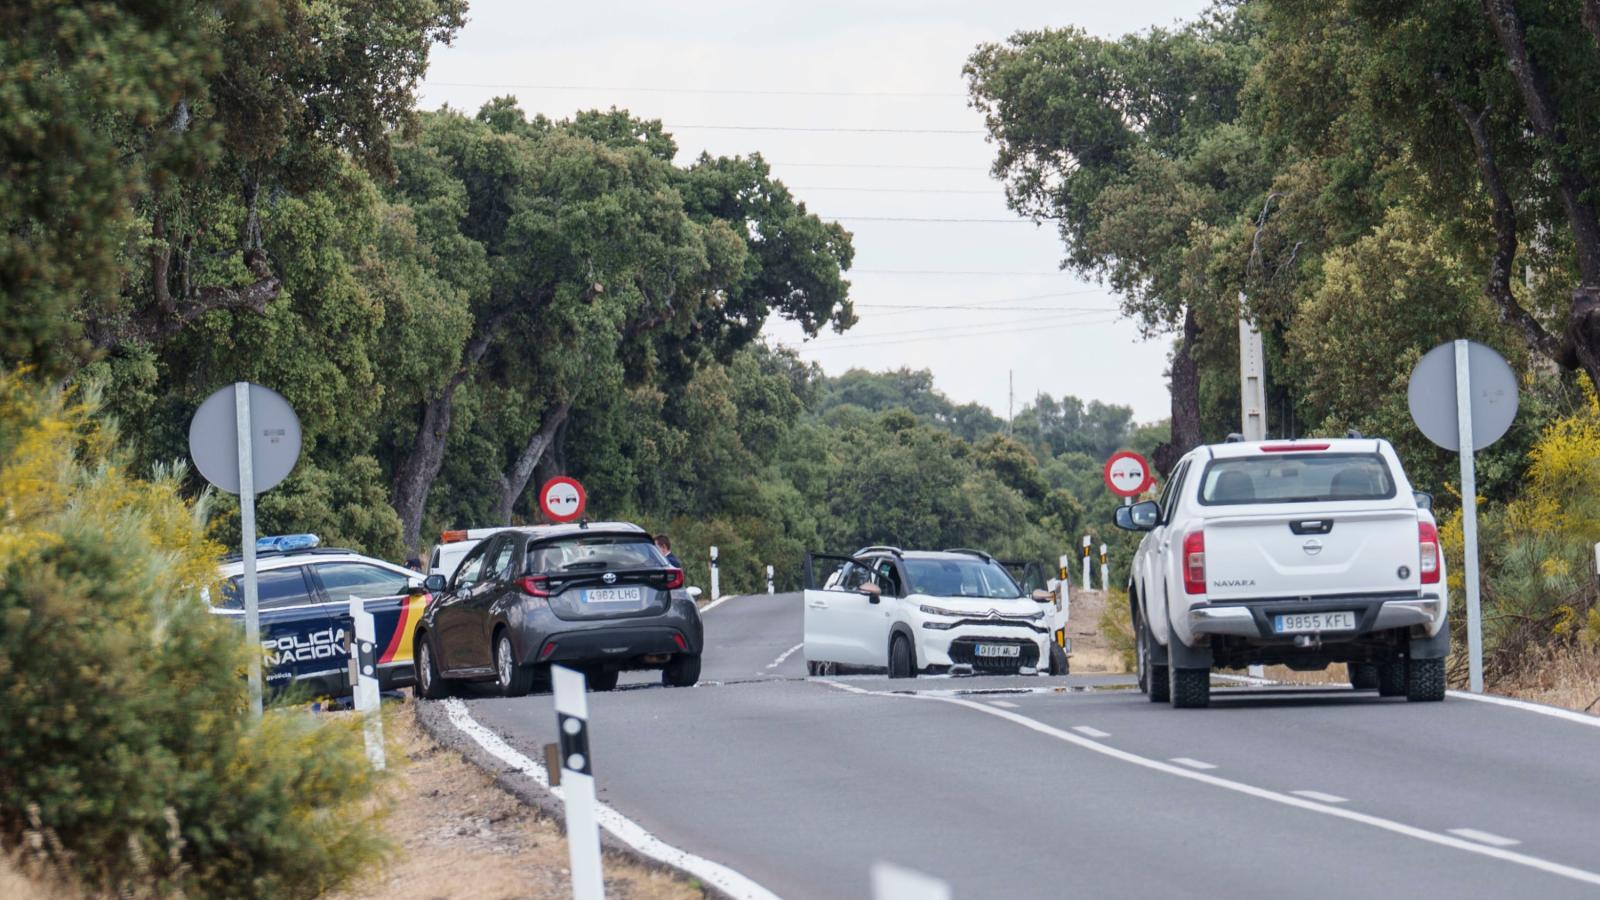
[1203,508,1421,599]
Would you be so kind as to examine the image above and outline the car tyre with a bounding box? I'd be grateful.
[495,632,535,698]
[888,635,916,679]
[1376,662,1407,697]
[1405,657,1446,702]
[1138,617,1169,703]
[663,653,701,688]
[1348,662,1379,690]
[1169,666,1210,709]
[1048,642,1070,676]
[806,660,821,677]
[588,668,620,692]
[415,634,450,700]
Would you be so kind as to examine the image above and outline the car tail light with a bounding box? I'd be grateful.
[1182,531,1206,595]
[539,640,558,661]
[519,575,551,597]
[1418,522,1440,584]
[663,568,684,590]
[1261,443,1330,452]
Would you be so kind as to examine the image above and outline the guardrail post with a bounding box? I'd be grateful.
[766,564,775,594]
[553,665,604,900]
[709,545,721,601]
[1099,542,1109,593]
[1082,535,1092,592]
[346,594,385,771]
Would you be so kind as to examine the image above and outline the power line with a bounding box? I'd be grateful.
[856,303,1117,312]
[668,124,982,135]
[858,289,1113,319]
[773,162,987,172]
[792,316,1124,353]
[801,310,1115,349]
[789,186,997,195]
[833,216,1033,224]
[426,81,965,99]
[850,268,1071,276]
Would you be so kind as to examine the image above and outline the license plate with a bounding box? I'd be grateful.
[584,587,641,604]
[1273,611,1356,634]
[974,644,1021,658]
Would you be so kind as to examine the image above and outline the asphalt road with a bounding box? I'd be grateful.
[436,591,1600,899]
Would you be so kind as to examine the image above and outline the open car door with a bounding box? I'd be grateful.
[803,552,878,673]
[1003,559,1070,674]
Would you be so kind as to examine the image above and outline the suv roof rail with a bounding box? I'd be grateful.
[1224,432,1245,443]
[942,547,996,562]
[220,546,358,563]
[854,544,903,557]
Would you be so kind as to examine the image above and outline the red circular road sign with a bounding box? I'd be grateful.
[539,476,587,523]
[1103,451,1154,497]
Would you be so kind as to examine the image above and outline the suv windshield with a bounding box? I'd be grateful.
[1198,453,1396,506]
[904,557,1022,599]
[528,535,667,573]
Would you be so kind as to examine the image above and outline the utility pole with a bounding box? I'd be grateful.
[1239,292,1267,441]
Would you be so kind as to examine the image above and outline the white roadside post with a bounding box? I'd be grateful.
[709,545,721,602]
[346,594,385,770]
[871,862,951,900]
[553,665,605,900]
[766,564,775,595]
[1081,535,1092,592]
[1406,340,1518,696]
[1099,543,1109,593]
[233,383,263,718]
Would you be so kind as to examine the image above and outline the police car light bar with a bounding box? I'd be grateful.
[256,533,321,552]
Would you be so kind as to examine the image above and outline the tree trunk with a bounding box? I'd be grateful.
[1153,305,1202,477]
[491,401,572,524]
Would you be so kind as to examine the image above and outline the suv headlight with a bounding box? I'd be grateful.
[919,604,965,618]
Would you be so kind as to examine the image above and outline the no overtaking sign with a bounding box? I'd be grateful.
[1103,450,1154,498]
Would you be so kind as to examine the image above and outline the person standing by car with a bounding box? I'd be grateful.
[655,534,683,569]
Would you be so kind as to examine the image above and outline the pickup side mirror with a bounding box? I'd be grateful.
[859,582,883,603]
[1413,491,1433,511]
[1031,589,1052,603]
[423,574,447,593]
[1115,499,1161,532]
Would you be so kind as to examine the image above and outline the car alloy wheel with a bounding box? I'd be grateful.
[497,638,513,689]
[420,643,433,693]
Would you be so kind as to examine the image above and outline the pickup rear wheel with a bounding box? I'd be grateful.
[1137,618,1169,703]
[1376,663,1406,697]
[1405,657,1446,702]
[1169,667,1210,709]
[1348,663,1379,690]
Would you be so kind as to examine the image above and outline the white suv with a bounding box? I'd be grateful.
[1114,437,1449,708]
[803,547,1061,677]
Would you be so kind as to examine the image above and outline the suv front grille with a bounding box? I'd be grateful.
[948,638,1039,670]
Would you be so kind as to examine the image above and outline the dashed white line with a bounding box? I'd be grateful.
[1291,790,1348,804]
[1072,726,1111,738]
[1450,828,1522,848]
[1170,757,1218,770]
[765,642,804,671]
[989,700,1020,709]
[439,699,780,900]
[817,679,1600,890]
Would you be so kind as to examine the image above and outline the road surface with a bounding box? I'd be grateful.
[427,592,1600,899]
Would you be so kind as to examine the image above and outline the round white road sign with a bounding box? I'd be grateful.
[539,476,587,523]
[1408,341,1518,451]
[1103,450,1154,497]
[188,383,301,494]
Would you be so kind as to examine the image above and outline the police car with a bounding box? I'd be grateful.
[206,535,429,697]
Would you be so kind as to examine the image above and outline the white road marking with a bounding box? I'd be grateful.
[699,593,740,614]
[989,700,1020,709]
[439,699,780,900]
[1072,726,1111,738]
[1449,691,1600,729]
[1291,790,1348,804]
[818,679,1600,889]
[1451,828,1522,848]
[1170,757,1218,770]
[765,642,804,671]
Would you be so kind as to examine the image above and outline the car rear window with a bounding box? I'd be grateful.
[1198,453,1396,506]
[527,536,667,574]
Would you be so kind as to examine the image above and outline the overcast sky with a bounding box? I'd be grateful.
[419,0,1209,423]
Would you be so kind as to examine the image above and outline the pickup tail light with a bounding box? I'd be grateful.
[663,568,685,591]
[1182,531,1206,595]
[1418,522,1440,584]
[519,575,551,597]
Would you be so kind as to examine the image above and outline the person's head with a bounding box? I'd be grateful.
[405,556,423,572]
[654,534,671,553]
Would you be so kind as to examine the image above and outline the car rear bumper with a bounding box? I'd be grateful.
[1187,592,1446,641]
[515,600,704,671]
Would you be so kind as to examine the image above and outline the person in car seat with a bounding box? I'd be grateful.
[655,534,683,569]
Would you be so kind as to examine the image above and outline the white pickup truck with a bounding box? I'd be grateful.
[1114,437,1449,708]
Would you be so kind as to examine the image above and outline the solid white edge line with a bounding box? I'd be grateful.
[989,700,1020,709]
[817,679,1600,889]
[1072,726,1111,738]
[1290,790,1348,804]
[700,593,740,614]
[1450,828,1522,848]
[1448,690,1600,729]
[1169,757,1218,770]
[441,699,782,900]
[766,642,804,671]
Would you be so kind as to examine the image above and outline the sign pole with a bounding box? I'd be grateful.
[1454,340,1485,694]
[553,665,605,900]
[234,382,263,719]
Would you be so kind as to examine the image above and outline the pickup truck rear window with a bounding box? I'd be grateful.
[1197,453,1396,506]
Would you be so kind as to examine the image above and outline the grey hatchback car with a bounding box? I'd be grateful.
[413,522,704,696]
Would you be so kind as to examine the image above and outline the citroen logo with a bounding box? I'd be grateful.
[988,610,1001,619]
[1302,539,1323,557]
[602,572,617,584]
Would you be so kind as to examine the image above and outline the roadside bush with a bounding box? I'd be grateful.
[0,373,387,897]
[1097,590,1136,672]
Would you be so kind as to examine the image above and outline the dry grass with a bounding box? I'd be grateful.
[1494,642,1600,715]
[333,705,703,900]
